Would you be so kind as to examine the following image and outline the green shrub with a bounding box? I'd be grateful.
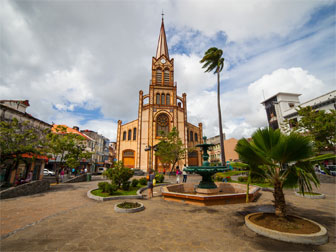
[139,177,147,185]
[238,176,248,182]
[105,183,118,194]
[131,179,139,187]
[104,161,134,189]
[98,182,109,192]
[155,174,165,183]
[121,181,131,191]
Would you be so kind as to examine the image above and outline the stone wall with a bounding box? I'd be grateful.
[317,173,335,184]
[64,174,87,183]
[0,180,50,200]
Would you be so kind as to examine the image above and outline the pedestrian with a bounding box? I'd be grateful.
[84,167,88,173]
[176,166,181,184]
[60,168,65,182]
[147,169,155,199]
[182,164,188,183]
[163,168,166,175]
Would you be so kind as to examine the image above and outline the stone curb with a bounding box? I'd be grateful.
[114,202,145,213]
[245,213,328,245]
[87,189,143,201]
[137,182,171,196]
[294,191,326,199]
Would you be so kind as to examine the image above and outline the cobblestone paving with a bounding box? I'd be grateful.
[0,175,335,251]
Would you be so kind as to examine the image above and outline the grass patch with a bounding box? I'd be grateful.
[92,185,146,197]
[297,192,322,196]
[216,170,247,177]
[117,202,141,209]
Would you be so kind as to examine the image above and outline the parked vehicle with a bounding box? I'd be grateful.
[131,168,145,176]
[97,167,105,174]
[43,169,55,176]
[326,165,336,176]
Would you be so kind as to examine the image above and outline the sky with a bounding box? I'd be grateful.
[1,0,335,141]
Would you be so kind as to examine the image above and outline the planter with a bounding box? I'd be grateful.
[114,202,145,213]
[294,191,325,199]
[245,213,328,245]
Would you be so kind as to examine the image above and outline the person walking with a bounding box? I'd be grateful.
[176,166,181,184]
[147,170,155,199]
[182,164,188,183]
[60,168,65,182]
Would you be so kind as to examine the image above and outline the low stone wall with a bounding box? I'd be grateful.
[316,173,335,184]
[64,174,87,183]
[0,180,50,200]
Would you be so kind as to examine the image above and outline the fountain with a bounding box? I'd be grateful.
[161,136,260,206]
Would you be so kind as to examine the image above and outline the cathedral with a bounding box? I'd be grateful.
[116,18,202,172]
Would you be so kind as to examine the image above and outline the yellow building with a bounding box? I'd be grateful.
[116,18,202,172]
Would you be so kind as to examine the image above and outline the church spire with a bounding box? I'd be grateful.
[156,15,169,60]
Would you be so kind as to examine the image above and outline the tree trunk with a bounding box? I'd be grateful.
[246,171,251,203]
[217,71,226,165]
[273,181,287,218]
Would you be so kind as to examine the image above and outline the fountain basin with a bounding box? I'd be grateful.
[161,182,260,206]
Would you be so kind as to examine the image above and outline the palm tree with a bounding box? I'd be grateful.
[200,47,226,165]
[235,127,334,218]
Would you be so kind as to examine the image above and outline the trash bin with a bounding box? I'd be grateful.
[86,173,91,181]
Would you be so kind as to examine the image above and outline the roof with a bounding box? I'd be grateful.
[0,100,30,107]
[155,18,169,59]
[261,92,301,105]
[52,124,94,141]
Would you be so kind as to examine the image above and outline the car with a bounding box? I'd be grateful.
[131,169,145,176]
[97,167,105,174]
[43,169,55,176]
[326,165,336,176]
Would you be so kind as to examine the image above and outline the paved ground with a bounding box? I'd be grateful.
[0,175,335,251]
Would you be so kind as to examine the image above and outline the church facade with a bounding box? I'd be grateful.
[116,19,202,172]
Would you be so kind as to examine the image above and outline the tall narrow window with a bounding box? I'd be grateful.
[156,93,160,104]
[156,69,162,85]
[128,129,132,140]
[123,131,126,141]
[164,70,169,85]
[195,133,198,142]
[161,93,165,105]
[156,113,169,136]
[187,129,189,141]
[190,131,194,141]
[166,94,170,105]
[133,128,137,140]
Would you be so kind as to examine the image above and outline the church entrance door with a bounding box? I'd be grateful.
[188,151,199,166]
[122,150,135,168]
[155,156,169,172]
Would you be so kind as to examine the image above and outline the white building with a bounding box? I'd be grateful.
[261,90,336,132]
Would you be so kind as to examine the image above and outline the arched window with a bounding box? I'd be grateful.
[166,94,170,105]
[156,69,162,85]
[128,129,132,140]
[156,113,169,136]
[195,133,198,142]
[133,128,137,140]
[123,131,126,141]
[156,93,160,104]
[164,70,169,85]
[187,129,189,141]
[161,93,165,105]
[190,131,194,141]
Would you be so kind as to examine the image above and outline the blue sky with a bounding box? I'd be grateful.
[1,0,335,140]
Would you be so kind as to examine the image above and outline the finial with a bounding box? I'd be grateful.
[161,10,164,20]
[203,136,207,143]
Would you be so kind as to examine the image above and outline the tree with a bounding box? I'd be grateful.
[0,118,49,183]
[155,127,188,172]
[235,127,334,218]
[200,47,226,165]
[103,161,134,189]
[47,126,90,172]
[284,106,336,153]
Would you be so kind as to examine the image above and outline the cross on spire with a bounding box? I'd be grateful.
[161,10,164,20]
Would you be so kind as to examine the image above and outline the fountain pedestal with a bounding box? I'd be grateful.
[196,187,220,194]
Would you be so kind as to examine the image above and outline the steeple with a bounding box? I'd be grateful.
[155,16,169,59]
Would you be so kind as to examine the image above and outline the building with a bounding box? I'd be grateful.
[0,100,51,185]
[207,135,239,163]
[108,142,117,164]
[80,129,110,169]
[116,18,202,172]
[261,90,336,132]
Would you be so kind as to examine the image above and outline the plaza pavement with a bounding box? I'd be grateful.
[0,175,335,252]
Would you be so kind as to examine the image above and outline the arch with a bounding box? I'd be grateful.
[122,149,135,168]
[155,113,170,137]
[166,94,170,105]
[143,96,149,105]
[188,151,199,166]
[177,96,183,108]
[156,69,162,85]
[161,93,165,105]
[156,93,160,104]
[164,69,169,85]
